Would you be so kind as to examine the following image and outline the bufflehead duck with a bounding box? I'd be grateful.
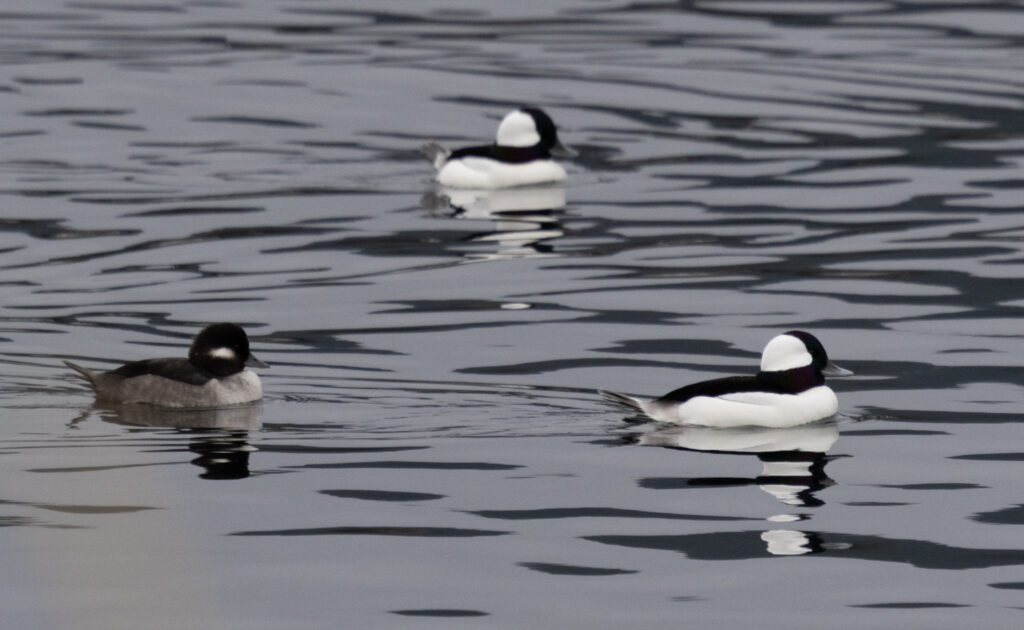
[64,323,268,408]
[421,107,574,189]
[600,331,852,428]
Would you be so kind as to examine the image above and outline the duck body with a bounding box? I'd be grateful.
[423,107,572,189]
[600,331,851,429]
[644,376,839,429]
[65,323,268,408]
[436,145,568,189]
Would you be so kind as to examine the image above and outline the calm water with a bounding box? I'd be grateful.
[3,1,1024,628]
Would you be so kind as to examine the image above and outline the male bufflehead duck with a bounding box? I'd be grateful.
[421,107,574,189]
[65,323,268,408]
[600,331,852,428]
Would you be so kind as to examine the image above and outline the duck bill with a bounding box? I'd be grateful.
[245,354,270,369]
[822,361,852,377]
[550,139,577,158]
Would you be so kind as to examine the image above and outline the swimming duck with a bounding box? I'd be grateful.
[65,322,268,408]
[421,107,573,189]
[600,331,851,428]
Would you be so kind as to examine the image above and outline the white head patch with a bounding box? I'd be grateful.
[760,334,812,372]
[208,346,237,361]
[495,110,541,147]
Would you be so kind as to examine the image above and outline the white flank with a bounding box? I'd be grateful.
[437,157,566,189]
[663,386,839,429]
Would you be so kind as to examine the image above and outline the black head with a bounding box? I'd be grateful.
[520,107,557,146]
[783,330,829,371]
[519,106,574,156]
[783,330,851,378]
[188,323,268,377]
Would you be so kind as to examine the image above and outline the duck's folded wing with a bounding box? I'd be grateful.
[111,358,214,385]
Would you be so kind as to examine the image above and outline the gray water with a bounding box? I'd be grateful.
[3,1,1024,628]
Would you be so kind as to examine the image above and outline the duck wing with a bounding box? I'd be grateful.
[110,358,214,386]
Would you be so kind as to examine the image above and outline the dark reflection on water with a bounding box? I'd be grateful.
[850,602,970,609]
[231,526,511,538]
[185,433,255,480]
[585,530,1024,570]
[861,409,1024,425]
[92,404,263,480]
[954,452,1024,461]
[390,609,489,618]
[972,504,1024,526]
[0,498,157,516]
[518,562,636,577]
[295,460,523,471]
[469,506,755,522]
[874,482,983,491]
[320,489,445,502]
[259,444,427,455]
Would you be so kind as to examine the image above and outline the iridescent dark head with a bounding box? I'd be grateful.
[188,323,268,376]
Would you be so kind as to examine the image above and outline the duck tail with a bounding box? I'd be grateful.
[420,141,450,170]
[598,389,646,412]
[64,361,99,391]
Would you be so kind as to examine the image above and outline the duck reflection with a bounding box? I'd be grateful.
[760,529,828,556]
[630,422,841,557]
[633,421,840,508]
[422,186,566,260]
[95,404,262,480]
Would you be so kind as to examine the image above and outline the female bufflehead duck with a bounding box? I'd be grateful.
[600,331,852,428]
[421,107,574,189]
[65,323,268,408]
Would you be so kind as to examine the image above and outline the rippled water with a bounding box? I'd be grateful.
[4,1,1024,628]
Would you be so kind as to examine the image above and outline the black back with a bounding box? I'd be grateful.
[449,143,551,163]
[656,375,789,404]
[655,360,824,404]
[111,358,215,385]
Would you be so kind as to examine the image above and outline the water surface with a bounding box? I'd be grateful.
[3,1,1024,628]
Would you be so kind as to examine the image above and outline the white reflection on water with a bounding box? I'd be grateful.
[423,185,568,261]
[634,421,840,554]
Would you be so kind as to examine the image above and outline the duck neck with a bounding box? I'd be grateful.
[757,365,824,393]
